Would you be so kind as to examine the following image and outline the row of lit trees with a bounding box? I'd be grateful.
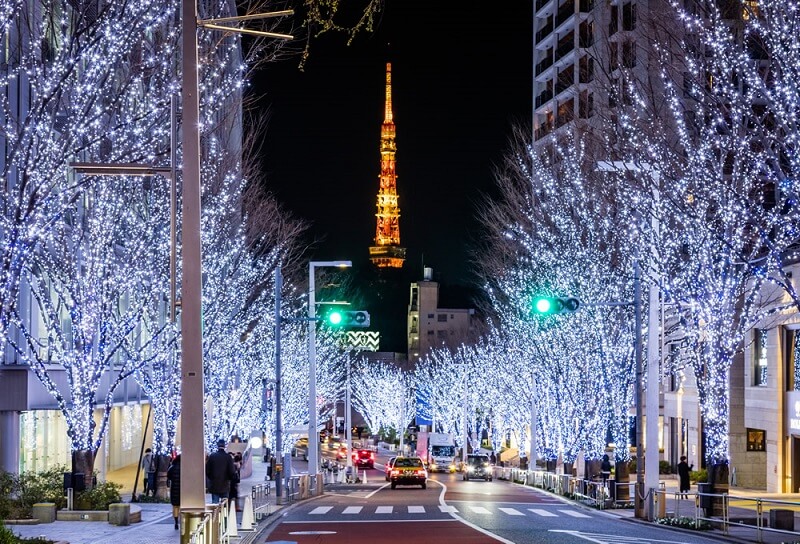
[405,0,800,471]
[0,0,384,486]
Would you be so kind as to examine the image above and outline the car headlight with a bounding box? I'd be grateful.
[467,466,474,472]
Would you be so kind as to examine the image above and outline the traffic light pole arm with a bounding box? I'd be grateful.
[580,301,633,308]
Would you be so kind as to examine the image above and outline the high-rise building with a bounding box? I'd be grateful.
[407,268,476,365]
[369,63,406,268]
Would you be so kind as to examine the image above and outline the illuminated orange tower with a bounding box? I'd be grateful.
[369,62,406,268]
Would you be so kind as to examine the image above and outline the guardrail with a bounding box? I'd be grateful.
[188,499,230,544]
[495,466,800,542]
[250,482,272,521]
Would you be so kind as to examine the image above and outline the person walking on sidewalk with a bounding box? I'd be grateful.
[206,439,236,504]
[167,455,181,530]
[141,448,157,497]
[229,452,242,511]
[677,456,693,498]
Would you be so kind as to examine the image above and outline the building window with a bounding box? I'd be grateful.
[427,313,434,319]
[783,328,800,391]
[427,330,434,335]
[622,40,636,68]
[754,328,768,386]
[622,2,636,31]
[437,330,447,339]
[437,314,448,322]
[746,428,766,452]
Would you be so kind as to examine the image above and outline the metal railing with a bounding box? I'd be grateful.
[250,482,271,521]
[188,499,230,544]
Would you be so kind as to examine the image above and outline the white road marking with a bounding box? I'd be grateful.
[528,508,558,517]
[309,506,333,515]
[469,506,492,514]
[342,506,362,514]
[498,507,525,516]
[408,505,425,513]
[375,506,393,514]
[559,509,591,518]
[439,505,458,513]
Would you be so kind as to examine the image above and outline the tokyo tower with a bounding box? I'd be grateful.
[369,62,406,268]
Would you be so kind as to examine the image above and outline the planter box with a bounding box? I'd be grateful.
[32,503,56,523]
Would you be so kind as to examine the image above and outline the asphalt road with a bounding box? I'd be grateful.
[261,456,726,544]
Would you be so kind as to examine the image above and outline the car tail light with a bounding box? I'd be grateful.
[416,470,426,476]
[391,470,399,476]
[370,453,375,460]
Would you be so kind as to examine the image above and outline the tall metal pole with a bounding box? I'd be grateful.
[180,0,205,513]
[634,259,645,519]
[308,263,319,476]
[645,183,661,519]
[345,361,352,468]
[461,371,468,464]
[274,266,283,500]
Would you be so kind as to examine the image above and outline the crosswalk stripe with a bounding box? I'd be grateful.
[528,508,557,517]
[438,505,458,513]
[309,506,333,515]
[559,510,591,518]
[375,506,393,514]
[342,506,362,514]
[408,506,425,513]
[469,506,492,514]
[498,507,524,516]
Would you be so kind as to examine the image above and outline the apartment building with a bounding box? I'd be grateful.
[407,268,477,365]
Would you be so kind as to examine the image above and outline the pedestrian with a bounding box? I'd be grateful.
[600,454,612,484]
[677,456,693,498]
[205,439,236,504]
[141,448,157,497]
[167,455,181,530]
[229,452,242,511]
[489,451,497,465]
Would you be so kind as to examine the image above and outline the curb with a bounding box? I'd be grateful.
[248,491,327,543]
[510,480,751,544]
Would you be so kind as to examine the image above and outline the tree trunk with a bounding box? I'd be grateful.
[72,449,96,491]
[615,460,630,501]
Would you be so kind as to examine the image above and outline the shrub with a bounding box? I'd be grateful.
[3,466,67,518]
[690,468,707,483]
[0,524,54,544]
[75,481,122,511]
[659,460,672,474]
[656,516,711,530]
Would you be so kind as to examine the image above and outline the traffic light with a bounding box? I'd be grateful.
[531,296,580,315]
[325,310,370,328]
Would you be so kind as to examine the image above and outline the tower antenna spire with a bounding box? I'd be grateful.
[369,62,406,268]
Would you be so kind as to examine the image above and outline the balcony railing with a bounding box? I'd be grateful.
[536,55,554,76]
[535,89,553,108]
[535,122,554,140]
[555,1,575,27]
[555,39,575,62]
[536,0,551,12]
[536,20,554,42]
[579,0,594,11]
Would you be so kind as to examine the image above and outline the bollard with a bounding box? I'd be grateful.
[363,470,368,484]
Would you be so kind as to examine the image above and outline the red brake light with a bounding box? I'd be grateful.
[370,453,375,460]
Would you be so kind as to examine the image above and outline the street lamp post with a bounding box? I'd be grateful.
[308,260,352,478]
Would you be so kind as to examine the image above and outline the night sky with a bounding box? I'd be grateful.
[252,2,532,349]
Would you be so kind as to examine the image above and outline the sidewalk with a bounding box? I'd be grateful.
[603,478,800,544]
[5,452,305,544]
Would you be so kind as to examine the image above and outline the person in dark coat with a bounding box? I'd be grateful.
[600,454,613,484]
[205,439,236,504]
[167,455,181,529]
[229,452,242,511]
[677,456,693,498]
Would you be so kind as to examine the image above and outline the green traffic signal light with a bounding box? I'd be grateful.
[531,296,581,316]
[328,311,344,325]
[534,297,554,314]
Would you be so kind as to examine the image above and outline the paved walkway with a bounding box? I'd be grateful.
[6,449,800,544]
[6,451,306,544]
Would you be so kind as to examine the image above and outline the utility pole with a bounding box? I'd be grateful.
[274,266,284,501]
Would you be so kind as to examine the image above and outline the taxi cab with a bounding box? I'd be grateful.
[389,457,427,489]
